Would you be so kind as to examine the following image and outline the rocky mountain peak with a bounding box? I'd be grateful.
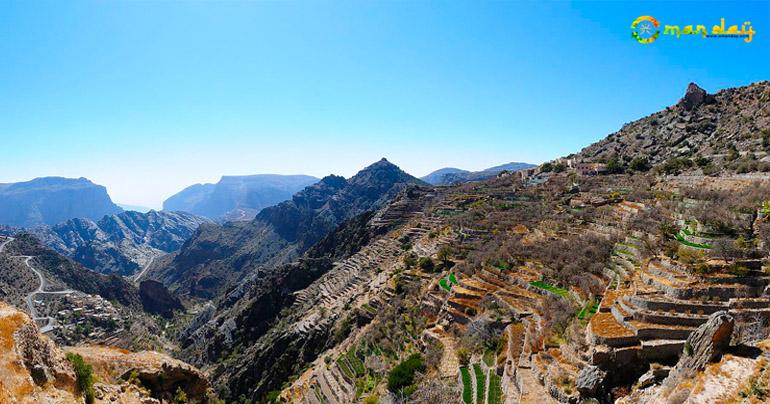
[349,158,425,188]
[679,82,714,111]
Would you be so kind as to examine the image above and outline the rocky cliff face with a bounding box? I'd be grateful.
[0,177,122,228]
[0,302,210,403]
[148,159,426,300]
[30,210,211,276]
[163,174,318,221]
[138,280,184,319]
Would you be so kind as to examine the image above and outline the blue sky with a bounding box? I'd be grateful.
[1,1,768,208]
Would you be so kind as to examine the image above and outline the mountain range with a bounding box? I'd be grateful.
[162,174,319,221]
[2,82,770,404]
[159,81,770,403]
[147,158,426,299]
[421,161,535,185]
[28,210,211,277]
[0,177,122,227]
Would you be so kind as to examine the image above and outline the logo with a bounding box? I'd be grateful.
[631,16,660,44]
[631,16,755,44]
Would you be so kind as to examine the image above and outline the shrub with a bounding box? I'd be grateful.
[418,257,434,272]
[175,387,189,403]
[657,157,693,175]
[606,158,624,174]
[387,353,425,393]
[456,348,470,367]
[66,352,95,404]
[403,253,417,269]
[629,157,651,172]
[363,395,381,404]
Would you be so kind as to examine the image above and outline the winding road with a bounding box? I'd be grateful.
[1,237,74,333]
[0,236,13,253]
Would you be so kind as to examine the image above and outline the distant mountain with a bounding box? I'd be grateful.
[29,210,211,277]
[148,158,427,299]
[117,203,153,213]
[163,174,319,221]
[420,167,469,185]
[0,177,122,227]
[421,162,535,185]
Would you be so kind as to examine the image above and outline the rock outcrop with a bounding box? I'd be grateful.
[0,302,210,403]
[679,83,714,111]
[662,311,735,393]
[576,365,606,397]
[0,303,77,403]
[67,346,209,402]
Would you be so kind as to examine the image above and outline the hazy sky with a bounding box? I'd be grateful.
[1,1,768,208]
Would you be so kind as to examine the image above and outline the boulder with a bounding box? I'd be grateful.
[577,365,606,396]
[662,311,734,390]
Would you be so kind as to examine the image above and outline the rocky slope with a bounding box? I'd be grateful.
[572,81,770,174]
[0,177,122,227]
[422,162,535,185]
[0,234,184,321]
[0,302,210,403]
[179,185,435,401]
[147,158,426,300]
[163,173,318,221]
[28,210,211,276]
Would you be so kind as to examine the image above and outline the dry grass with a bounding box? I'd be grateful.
[590,312,634,337]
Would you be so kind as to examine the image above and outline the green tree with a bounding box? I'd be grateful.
[66,353,95,404]
[540,162,554,172]
[403,253,417,269]
[629,157,651,172]
[606,158,624,174]
[418,257,434,272]
[436,246,451,265]
[387,354,425,393]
